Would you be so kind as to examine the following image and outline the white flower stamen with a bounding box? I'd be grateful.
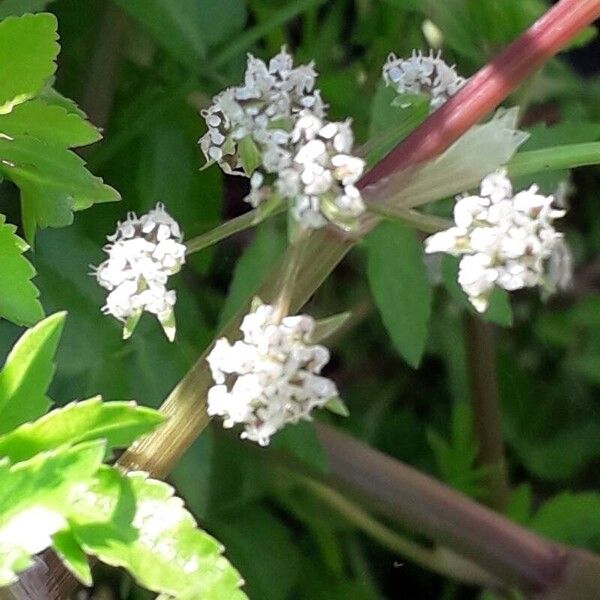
[382,50,467,111]
[424,170,567,312]
[94,203,186,341]
[206,304,339,446]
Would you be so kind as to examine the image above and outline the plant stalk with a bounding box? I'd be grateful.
[314,423,600,598]
[359,0,600,191]
[464,315,510,511]
[14,0,600,596]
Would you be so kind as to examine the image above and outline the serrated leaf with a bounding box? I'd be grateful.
[0,99,101,148]
[0,440,105,586]
[0,214,43,326]
[70,467,247,599]
[52,529,92,586]
[0,397,165,463]
[367,221,432,368]
[0,312,65,434]
[530,492,600,551]
[0,134,121,243]
[0,13,58,113]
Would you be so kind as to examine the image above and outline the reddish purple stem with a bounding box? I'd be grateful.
[359,0,600,189]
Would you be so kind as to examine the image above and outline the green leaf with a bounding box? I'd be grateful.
[530,492,600,551]
[0,397,165,463]
[70,467,247,599]
[367,84,428,166]
[112,0,207,67]
[367,221,432,368]
[427,402,488,500]
[210,505,301,600]
[0,13,58,113]
[0,99,101,148]
[504,484,532,526]
[52,529,92,586]
[219,222,287,328]
[0,312,65,434]
[0,0,57,19]
[271,421,328,473]
[239,136,262,176]
[0,214,43,326]
[0,134,121,243]
[0,440,105,586]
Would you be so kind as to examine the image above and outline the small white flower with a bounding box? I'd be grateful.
[206,304,339,446]
[425,170,567,312]
[94,203,186,341]
[280,115,366,230]
[382,50,467,111]
[199,47,325,178]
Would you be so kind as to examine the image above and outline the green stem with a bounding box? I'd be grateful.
[302,477,498,588]
[367,203,451,233]
[272,227,311,321]
[185,205,285,255]
[508,142,600,178]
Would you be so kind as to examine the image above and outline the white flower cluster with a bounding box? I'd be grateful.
[206,304,338,446]
[276,113,366,229]
[382,50,466,111]
[95,203,186,341]
[200,48,325,176]
[424,170,566,312]
[200,48,366,230]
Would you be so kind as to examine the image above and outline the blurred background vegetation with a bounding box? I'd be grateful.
[1,0,599,598]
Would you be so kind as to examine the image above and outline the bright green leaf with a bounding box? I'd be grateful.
[0,13,58,113]
[52,529,92,586]
[0,214,43,326]
[0,440,105,586]
[0,134,121,243]
[0,397,165,463]
[367,221,432,368]
[0,312,65,434]
[0,99,101,148]
[70,467,247,599]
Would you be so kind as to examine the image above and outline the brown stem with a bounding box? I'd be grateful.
[315,423,600,598]
[464,315,510,511]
